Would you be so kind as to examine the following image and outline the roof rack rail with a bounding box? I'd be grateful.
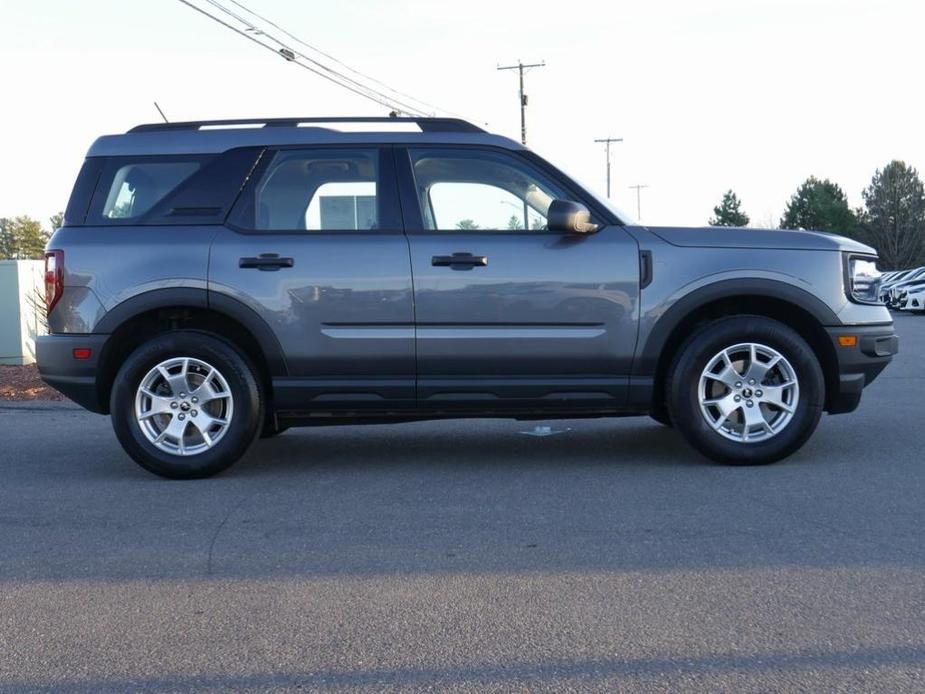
[129,116,485,134]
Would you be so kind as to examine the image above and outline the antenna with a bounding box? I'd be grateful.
[153,102,169,123]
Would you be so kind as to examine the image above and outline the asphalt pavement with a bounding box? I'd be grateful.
[1,315,923,692]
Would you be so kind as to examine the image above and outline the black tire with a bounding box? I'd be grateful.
[667,315,824,466]
[110,331,264,479]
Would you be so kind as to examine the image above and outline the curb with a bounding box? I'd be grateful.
[0,400,83,412]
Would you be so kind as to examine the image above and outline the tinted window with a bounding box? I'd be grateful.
[248,149,379,231]
[86,155,211,225]
[408,148,570,231]
[101,162,201,219]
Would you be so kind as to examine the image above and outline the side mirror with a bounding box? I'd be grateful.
[547,200,599,234]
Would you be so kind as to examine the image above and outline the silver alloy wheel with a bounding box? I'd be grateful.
[134,357,234,456]
[698,342,799,443]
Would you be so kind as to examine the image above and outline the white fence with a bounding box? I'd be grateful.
[0,260,46,365]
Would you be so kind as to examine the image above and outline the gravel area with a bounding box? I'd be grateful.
[0,364,65,401]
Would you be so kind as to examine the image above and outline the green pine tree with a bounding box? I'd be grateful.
[709,190,750,227]
[780,177,857,236]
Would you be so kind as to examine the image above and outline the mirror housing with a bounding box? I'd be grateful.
[547,199,599,234]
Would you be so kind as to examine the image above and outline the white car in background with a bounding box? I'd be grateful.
[900,285,925,312]
[883,267,925,307]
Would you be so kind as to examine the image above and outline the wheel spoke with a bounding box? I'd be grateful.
[189,415,214,447]
[706,365,740,389]
[746,354,782,385]
[162,414,189,442]
[191,369,225,404]
[703,392,739,419]
[740,402,769,441]
[158,363,191,398]
[138,394,175,419]
[710,410,734,431]
[758,382,795,412]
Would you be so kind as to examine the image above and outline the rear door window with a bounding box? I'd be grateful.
[229,147,401,232]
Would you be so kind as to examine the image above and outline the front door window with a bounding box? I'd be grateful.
[408,148,571,232]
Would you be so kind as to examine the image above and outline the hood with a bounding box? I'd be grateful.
[646,226,877,255]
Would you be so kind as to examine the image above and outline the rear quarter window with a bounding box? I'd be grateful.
[102,162,201,219]
[85,155,211,225]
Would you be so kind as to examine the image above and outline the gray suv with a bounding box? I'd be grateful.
[38,117,898,478]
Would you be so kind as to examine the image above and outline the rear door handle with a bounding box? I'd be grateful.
[239,254,294,271]
[431,252,488,270]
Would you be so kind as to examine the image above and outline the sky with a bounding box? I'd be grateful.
[1,0,923,228]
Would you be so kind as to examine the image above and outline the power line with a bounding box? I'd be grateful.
[222,0,460,118]
[497,60,545,145]
[201,0,429,116]
[176,0,427,115]
[593,137,623,198]
[628,184,650,220]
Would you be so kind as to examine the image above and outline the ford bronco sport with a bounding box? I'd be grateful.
[38,117,898,478]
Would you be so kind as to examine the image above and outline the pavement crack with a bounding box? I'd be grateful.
[205,490,253,577]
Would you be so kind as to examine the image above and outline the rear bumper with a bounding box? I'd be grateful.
[825,324,898,414]
[35,334,110,413]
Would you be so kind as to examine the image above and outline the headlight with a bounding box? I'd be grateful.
[844,254,882,304]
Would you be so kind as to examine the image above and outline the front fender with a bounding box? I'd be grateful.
[634,276,841,378]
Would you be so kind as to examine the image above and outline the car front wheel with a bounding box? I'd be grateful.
[110,331,263,479]
[667,316,824,465]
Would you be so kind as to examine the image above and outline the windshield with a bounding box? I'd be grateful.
[542,160,640,226]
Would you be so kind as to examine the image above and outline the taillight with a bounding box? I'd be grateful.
[45,250,64,315]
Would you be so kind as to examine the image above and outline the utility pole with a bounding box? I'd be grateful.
[497,60,545,145]
[628,184,649,220]
[593,137,623,198]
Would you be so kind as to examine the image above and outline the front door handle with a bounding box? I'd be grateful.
[431,252,488,270]
[239,254,294,271]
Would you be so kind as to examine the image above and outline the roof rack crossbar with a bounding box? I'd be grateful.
[129,116,485,134]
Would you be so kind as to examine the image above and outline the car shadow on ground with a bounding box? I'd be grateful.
[234,418,704,477]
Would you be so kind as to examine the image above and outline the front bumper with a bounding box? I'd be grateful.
[825,324,898,414]
[35,334,110,413]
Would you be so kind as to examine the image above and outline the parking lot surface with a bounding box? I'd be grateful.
[1,315,923,693]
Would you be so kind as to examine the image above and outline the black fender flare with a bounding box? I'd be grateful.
[93,287,287,376]
[634,278,840,377]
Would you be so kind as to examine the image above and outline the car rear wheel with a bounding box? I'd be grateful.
[110,331,263,479]
[667,316,824,465]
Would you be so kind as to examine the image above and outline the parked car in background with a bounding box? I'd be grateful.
[37,117,898,478]
[888,274,925,309]
[898,283,925,312]
[881,267,925,305]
